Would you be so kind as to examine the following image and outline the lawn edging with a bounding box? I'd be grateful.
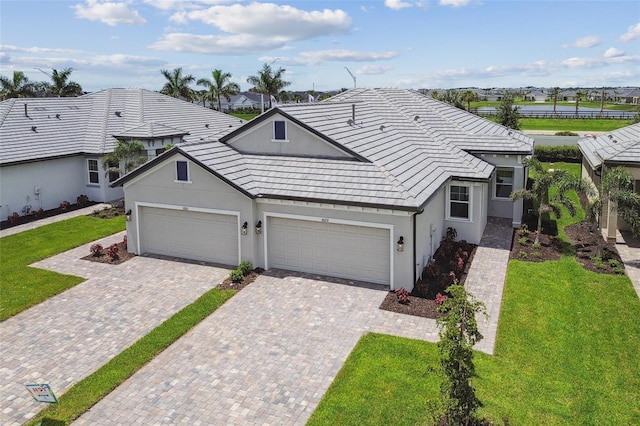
[26,285,238,425]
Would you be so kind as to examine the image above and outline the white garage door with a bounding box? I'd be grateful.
[268,217,391,285]
[139,206,238,266]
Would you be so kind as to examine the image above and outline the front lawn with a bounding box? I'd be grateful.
[308,257,640,425]
[0,216,125,321]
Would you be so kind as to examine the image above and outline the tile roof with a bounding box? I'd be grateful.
[578,122,640,168]
[0,88,244,165]
[166,88,532,210]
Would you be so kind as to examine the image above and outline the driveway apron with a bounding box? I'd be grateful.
[0,232,230,425]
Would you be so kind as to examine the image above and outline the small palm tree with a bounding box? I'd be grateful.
[197,69,240,111]
[160,68,196,101]
[510,158,589,244]
[246,63,291,108]
[549,87,561,115]
[102,140,147,180]
[0,71,36,100]
[574,90,586,118]
[461,90,478,111]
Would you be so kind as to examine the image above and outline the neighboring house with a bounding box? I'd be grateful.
[220,92,269,112]
[613,88,640,104]
[115,88,534,291]
[524,89,547,102]
[578,122,640,240]
[0,88,244,219]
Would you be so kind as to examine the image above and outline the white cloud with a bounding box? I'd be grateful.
[356,65,393,75]
[573,35,600,48]
[296,49,398,65]
[0,45,82,55]
[604,47,624,58]
[385,0,413,10]
[73,0,146,26]
[439,0,471,7]
[619,22,640,42]
[149,33,289,54]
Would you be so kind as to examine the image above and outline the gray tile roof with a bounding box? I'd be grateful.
[578,122,640,168]
[0,89,244,165]
[166,88,530,210]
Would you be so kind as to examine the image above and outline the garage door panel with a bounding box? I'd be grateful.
[268,217,390,285]
[139,207,238,265]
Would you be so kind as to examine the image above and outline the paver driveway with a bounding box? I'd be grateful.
[74,272,441,426]
[0,232,231,425]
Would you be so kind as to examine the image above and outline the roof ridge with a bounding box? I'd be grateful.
[0,98,16,126]
[97,88,112,153]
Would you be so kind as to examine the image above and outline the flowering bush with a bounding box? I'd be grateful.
[107,243,119,260]
[435,292,448,306]
[59,201,71,211]
[395,287,410,304]
[90,243,103,257]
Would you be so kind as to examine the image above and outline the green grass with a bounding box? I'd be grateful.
[0,216,125,321]
[26,286,236,426]
[519,118,630,132]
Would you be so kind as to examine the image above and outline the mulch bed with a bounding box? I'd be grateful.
[379,291,442,319]
[82,241,136,265]
[565,221,625,275]
[217,269,263,291]
[0,201,100,230]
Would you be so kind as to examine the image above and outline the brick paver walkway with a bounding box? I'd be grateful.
[0,233,230,425]
[611,230,640,299]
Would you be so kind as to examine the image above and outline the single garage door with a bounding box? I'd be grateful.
[139,206,238,265]
[268,216,390,285]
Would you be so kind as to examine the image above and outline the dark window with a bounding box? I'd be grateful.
[107,160,120,183]
[273,120,286,140]
[155,148,166,156]
[495,169,514,198]
[176,161,189,181]
[449,185,470,219]
[88,159,99,184]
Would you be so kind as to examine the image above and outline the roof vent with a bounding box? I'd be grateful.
[24,104,28,117]
[115,111,121,117]
[347,119,354,126]
[352,104,356,122]
[205,123,209,128]
[379,125,386,131]
[31,126,37,132]
[608,134,613,139]
[56,113,60,119]
[414,115,420,121]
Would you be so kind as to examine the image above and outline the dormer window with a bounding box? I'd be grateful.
[175,160,190,183]
[273,120,287,142]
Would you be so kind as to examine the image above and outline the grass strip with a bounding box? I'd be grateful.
[0,216,126,321]
[26,286,236,426]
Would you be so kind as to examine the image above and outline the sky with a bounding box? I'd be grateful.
[1,0,639,94]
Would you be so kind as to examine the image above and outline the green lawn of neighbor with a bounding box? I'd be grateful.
[0,215,125,321]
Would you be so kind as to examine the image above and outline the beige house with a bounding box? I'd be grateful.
[578,122,640,239]
[116,88,534,291]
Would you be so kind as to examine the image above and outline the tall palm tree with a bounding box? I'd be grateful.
[197,69,240,111]
[47,67,83,97]
[510,157,589,244]
[246,63,291,108]
[549,87,561,115]
[102,140,147,180]
[0,71,36,100]
[461,90,478,111]
[574,90,586,118]
[160,68,196,102]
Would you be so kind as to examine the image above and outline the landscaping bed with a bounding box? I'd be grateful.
[0,200,99,230]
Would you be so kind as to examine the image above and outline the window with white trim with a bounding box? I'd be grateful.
[87,159,99,184]
[448,184,471,220]
[175,160,190,182]
[273,120,287,141]
[494,168,514,199]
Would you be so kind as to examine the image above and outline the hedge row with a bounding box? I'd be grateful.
[534,145,582,163]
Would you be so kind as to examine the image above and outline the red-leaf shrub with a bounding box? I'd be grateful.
[395,287,410,304]
[107,243,119,260]
[59,201,70,211]
[90,243,103,257]
[6,212,20,225]
[435,292,448,306]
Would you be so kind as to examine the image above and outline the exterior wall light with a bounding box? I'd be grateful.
[241,221,248,235]
[125,209,132,221]
[255,220,262,234]
[397,236,404,252]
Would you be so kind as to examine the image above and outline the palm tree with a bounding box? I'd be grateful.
[47,67,83,97]
[549,87,561,115]
[510,157,589,244]
[574,90,586,118]
[0,71,36,100]
[246,63,291,108]
[160,68,196,101]
[461,90,478,112]
[589,167,640,241]
[102,140,147,181]
[197,69,240,111]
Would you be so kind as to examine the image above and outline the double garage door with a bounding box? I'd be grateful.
[138,206,238,266]
[268,216,391,286]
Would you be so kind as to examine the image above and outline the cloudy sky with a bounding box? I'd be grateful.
[1,0,639,93]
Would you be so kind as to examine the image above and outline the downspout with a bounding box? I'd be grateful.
[413,208,425,285]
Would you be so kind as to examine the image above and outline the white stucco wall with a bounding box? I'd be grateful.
[0,156,123,219]
[479,153,526,226]
[443,180,488,244]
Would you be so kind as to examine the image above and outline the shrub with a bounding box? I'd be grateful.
[518,250,528,258]
[608,259,620,268]
[532,242,542,249]
[59,200,71,211]
[107,243,119,260]
[554,131,579,136]
[229,269,244,283]
[395,287,409,304]
[238,260,253,276]
[518,236,528,245]
[444,227,457,242]
[33,208,45,218]
[591,256,606,270]
[77,194,90,206]
[422,262,440,280]
[435,292,448,306]
[6,212,20,225]
[90,244,103,257]
[517,224,529,236]
[534,145,582,163]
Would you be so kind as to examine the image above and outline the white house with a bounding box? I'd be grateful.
[0,89,244,219]
[115,88,534,291]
